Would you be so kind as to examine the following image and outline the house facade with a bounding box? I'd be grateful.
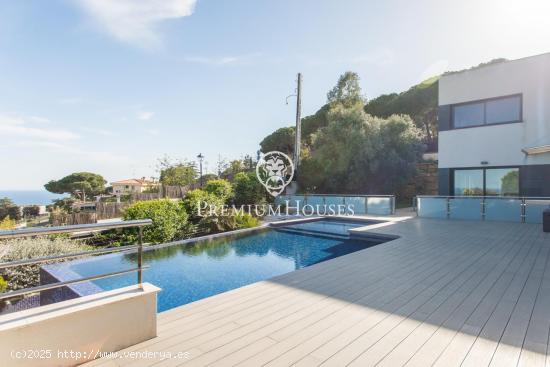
[438,53,550,197]
[111,178,159,195]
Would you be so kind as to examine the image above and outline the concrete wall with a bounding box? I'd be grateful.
[0,283,160,367]
[438,53,550,169]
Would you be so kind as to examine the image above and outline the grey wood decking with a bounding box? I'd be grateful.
[84,217,550,367]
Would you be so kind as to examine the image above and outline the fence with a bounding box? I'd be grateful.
[50,212,97,226]
[414,196,550,224]
[130,184,196,202]
[95,202,130,220]
[275,194,396,215]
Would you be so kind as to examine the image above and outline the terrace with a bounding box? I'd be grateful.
[77,214,549,367]
[1,194,549,367]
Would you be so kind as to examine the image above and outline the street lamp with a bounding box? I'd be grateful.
[197,153,205,187]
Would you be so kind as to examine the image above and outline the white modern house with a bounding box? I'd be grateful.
[438,53,550,197]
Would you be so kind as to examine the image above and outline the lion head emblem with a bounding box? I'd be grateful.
[256,151,294,197]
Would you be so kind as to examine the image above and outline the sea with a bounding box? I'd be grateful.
[0,191,67,206]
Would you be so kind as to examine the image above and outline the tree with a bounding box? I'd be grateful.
[327,71,364,108]
[160,162,198,186]
[260,127,295,155]
[23,206,40,218]
[233,172,267,206]
[204,179,234,202]
[220,159,247,179]
[300,109,425,194]
[123,199,191,243]
[501,170,519,196]
[44,172,106,198]
[0,198,21,221]
[202,173,219,183]
[365,76,438,145]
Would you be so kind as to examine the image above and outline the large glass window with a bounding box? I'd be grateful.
[454,169,484,196]
[453,103,484,128]
[454,167,520,196]
[485,168,519,196]
[486,96,521,124]
[452,94,521,129]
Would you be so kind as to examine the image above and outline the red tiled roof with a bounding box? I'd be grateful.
[111,178,157,185]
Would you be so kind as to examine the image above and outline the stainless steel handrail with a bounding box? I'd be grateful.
[0,220,152,301]
[280,194,396,198]
[414,196,550,223]
[278,194,396,214]
[0,219,152,239]
[415,195,550,200]
[0,267,150,301]
[0,244,141,269]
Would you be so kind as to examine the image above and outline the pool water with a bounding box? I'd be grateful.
[68,221,379,312]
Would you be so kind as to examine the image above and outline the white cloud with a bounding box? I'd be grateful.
[0,115,79,142]
[76,0,197,47]
[137,111,155,120]
[183,53,262,66]
[184,56,239,66]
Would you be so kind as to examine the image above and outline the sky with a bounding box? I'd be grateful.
[1,0,550,190]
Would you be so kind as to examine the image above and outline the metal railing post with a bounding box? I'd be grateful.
[481,197,486,221]
[521,198,527,223]
[446,197,451,219]
[137,226,144,289]
[365,197,368,215]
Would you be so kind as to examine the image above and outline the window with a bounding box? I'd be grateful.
[453,103,484,128]
[454,169,483,196]
[452,94,521,129]
[485,96,521,124]
[453,167,520,196]
[485,168,519,196]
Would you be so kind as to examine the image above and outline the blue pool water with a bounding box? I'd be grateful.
[66,221,380,312]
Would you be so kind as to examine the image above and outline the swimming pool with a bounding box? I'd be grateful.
[48,219,385,312]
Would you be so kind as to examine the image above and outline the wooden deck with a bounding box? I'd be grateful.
[85,217,550,367]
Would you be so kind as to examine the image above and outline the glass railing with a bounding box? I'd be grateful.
[415,196,550,223]
[275,194,396,215]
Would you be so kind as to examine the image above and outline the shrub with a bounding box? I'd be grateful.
[233,172,267,206]
[204,179,234,202]
[182,189,225,222]
[0,217,16,230]
[0,236,90,291]
[123,199,191,243]
[0,276,6,293]
[198,213,259,234]
[234,213,260,228]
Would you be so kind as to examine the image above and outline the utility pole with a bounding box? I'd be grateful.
[294,73,302,180]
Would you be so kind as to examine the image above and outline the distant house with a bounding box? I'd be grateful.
[111,178,159,195]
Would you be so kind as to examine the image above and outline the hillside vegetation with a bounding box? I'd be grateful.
[259,58,508,195]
